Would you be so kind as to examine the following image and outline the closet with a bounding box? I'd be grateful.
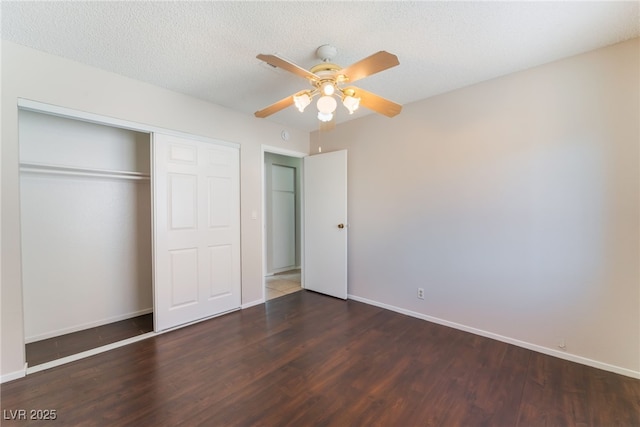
[19,105,242,367]
[19,110,153,357]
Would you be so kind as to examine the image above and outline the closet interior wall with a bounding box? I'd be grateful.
[19,110,153,343]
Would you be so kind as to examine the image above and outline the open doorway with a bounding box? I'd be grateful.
[263,149,304,300]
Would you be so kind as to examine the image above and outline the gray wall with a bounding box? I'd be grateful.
[311,39,639,376]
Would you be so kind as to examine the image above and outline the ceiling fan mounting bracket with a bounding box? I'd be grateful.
[316,44,337,62]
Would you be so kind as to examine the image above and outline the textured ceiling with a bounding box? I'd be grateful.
[2,1,638,132]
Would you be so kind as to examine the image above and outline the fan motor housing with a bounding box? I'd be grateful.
[310,63,341,74]
[310,63,348,86]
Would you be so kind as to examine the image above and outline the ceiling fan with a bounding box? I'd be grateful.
[254,45,402,126]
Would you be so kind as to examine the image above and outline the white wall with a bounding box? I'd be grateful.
[311,39,640,377]
[1,40,309,380]
[20,110,152,341]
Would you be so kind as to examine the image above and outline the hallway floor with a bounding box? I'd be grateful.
[265,269,301,300]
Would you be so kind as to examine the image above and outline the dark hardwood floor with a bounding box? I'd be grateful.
[3,291,639,426]
[26,313,154,366]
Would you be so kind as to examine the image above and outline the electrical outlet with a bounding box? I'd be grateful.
[417,288,425,300]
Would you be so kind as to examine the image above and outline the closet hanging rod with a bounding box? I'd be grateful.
[19,162,150,181]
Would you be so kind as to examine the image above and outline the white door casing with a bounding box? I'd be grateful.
[303,150,348,299]
[153,133,240,331]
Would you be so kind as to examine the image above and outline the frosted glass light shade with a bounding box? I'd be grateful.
[317,111,333,122]
[342,96,360,114]
[317,95,337,114]
[293,93,311,112]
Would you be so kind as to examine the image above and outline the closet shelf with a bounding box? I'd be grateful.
[19,162,150,181]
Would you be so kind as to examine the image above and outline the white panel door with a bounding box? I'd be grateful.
[271,164,296,270]
[304,150,348,299]
[153,133,240,331]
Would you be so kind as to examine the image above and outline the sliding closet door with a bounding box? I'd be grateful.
[153,133,240,331]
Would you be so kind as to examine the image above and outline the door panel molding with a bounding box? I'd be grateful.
[154,133,240,331]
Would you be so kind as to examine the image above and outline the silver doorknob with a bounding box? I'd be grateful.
[338,223,345,229]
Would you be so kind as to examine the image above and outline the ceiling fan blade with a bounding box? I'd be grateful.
[254,95,295,118]
[344,86,402,117]
[257,54,318,82]
[339,51,399,83]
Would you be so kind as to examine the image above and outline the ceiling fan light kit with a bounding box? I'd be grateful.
[293,92,311,112]
[317,95,337,114]
[255,45,402,126]
[317,111,334,122]
[342,90,360,115]
[321,81,335,96]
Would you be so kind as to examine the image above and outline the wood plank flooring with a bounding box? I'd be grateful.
[25,314,154,366]
[2,291,639,426]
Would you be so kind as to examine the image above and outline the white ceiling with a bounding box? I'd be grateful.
[2,1,638,132]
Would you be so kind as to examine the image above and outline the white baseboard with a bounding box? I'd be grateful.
[1,363,27,384]
[242,299,265,309]
[348,294,640,380]
[268,266,302,276]
[25,308,153,343]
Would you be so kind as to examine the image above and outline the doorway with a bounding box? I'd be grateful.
[263,149,304,300]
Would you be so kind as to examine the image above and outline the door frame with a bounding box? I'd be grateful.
[261,145,307,301]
